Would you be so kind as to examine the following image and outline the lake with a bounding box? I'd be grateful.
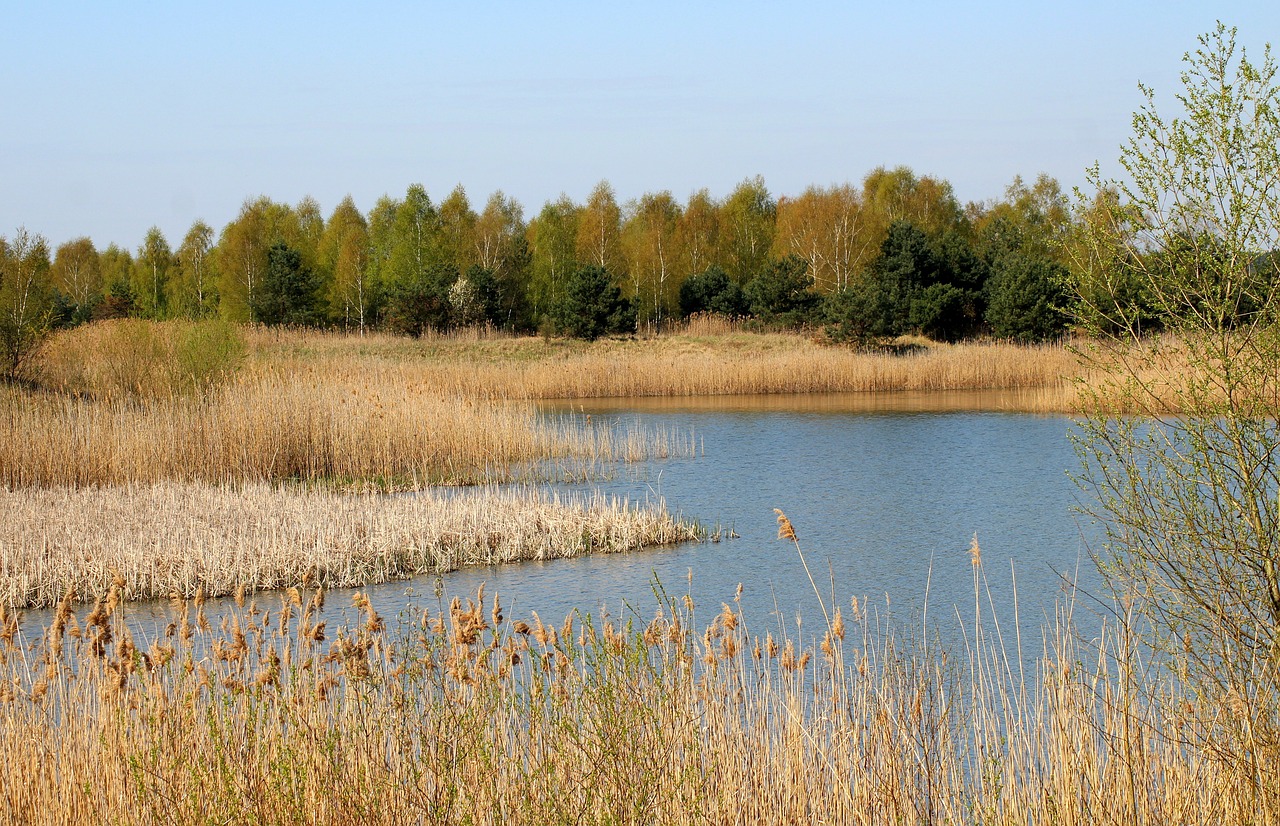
[369,390,1103,659]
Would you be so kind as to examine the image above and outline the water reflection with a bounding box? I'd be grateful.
[540,387,1057,415]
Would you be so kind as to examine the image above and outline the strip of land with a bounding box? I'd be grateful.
[0,483,699,608]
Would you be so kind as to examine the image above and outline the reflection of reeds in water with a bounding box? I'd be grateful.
[2,544,1274,823]
[0,483,701,608]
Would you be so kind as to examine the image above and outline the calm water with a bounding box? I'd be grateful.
[19,391,1104,657]
[370,390,1103,655]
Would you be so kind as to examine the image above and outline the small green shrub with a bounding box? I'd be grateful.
[39,318,245,399]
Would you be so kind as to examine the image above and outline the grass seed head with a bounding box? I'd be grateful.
[774,509,797,542]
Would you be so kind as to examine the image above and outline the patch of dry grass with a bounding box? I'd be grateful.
[242,323,1082,401]
[7,321,1084,490]
[0,482,700,609]
[0,373,685,489]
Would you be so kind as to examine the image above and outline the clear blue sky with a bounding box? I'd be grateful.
[3,2,1277,250]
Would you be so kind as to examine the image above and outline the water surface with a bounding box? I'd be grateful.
[373,390,1102,657]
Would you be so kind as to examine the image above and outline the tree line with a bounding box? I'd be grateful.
[1,165,1197,376]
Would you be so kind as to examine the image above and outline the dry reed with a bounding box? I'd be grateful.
[0,550,1273,824]
[0,482,700,608]
[8,321,1085,490]
[0,376,686,489]
[240,325,1082,402]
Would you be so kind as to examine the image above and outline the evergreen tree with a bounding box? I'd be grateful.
[743,255,818,325]
[383,263,458,337]
[985,252,1069,341]
[678,266,747,318]
[251,242,323,326]
[555,265,634,340]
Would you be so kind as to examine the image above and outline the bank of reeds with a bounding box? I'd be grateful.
[0,483,700,609]
[241,323,1082,402]
[0,375,684,489]
[8,320,1083,490]
[1,548,1273,824]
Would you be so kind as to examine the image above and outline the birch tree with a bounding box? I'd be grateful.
[1071,26,1280,791]
[0,228,54,380]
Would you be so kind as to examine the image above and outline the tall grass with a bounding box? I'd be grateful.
[39,317,245,400]
[8,322,1083,490]
[0,483,701,609]
[1,371,686,489]
[242,324,1081,402]
[0,543,1273,824]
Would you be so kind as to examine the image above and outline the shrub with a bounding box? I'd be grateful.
[984,253,1069,342]
[38,318,244,399]
[743,255,818,325]
[678,266,747,318]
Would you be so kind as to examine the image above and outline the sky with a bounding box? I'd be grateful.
[3,2,1279,250]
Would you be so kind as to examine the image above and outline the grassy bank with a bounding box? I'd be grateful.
[241,318,1082,402]
[0,483,700,609]
[1,555,1273,824]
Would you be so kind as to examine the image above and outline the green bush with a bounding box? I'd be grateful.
[984,253,1069,342]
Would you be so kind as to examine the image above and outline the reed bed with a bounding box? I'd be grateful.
[0,549,1273,824]
[8,320,1082,490]
[0,375,686,489]
[0,482,700,609]
[244,325,1082,402]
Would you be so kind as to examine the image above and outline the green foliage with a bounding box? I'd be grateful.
[528,196,581,322]
[173,319,245,393]
[984,253,1069,342]
[0,228,55,380]
[170,220,218,319]
[131,226,173,319]
[1071,24,1280,759]
[836,221,986,342]
[820,286,880,346]
[44,318,244,399]
[678,266,746,318]
[554,265,635,340]
[49,237,103,323]
[383,263,458,337]
[457,265,503,326]
[321,196,374,333]
[251,242,323,327]
[94,244,136,320]
[743,255,817,325]
[721,176,776,284]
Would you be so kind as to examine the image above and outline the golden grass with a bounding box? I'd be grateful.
[0,556,1273,824]
[0,372,685,489]
[242,324,1082,401]
[0,482,700,609]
